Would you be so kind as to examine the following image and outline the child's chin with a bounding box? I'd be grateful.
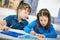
[42,25,46,27]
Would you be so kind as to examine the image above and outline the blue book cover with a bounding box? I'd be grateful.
[0,31,25,37]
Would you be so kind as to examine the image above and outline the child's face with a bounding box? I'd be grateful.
[39,16,48,27]
[18,8,30,19]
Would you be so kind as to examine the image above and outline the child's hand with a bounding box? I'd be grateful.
[30,31,36,36]
[36,34,45,38]
[3,27,11,31]
[30,31,45,38]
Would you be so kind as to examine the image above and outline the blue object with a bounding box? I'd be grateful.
[0,31,39,40]
[23,35,39,40]
[3,15,28,30]
[18,34,39,40]
[0,31,24,37]
[24,20,57,38]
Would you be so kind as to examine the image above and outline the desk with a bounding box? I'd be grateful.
[0,29,39,40]
[0,27,60,40]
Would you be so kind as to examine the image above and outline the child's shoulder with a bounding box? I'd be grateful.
[50,24,53,26]
[5,15,17,20]
[49,24,54,28]
[32,19,38,22]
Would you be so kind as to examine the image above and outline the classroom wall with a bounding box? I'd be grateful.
[36,0,60,17]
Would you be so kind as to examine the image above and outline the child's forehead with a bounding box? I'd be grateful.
[39,16,48,20]
[39,16,48,18]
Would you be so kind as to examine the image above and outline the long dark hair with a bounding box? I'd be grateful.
[37,8,51,31]
[17,1,31,14]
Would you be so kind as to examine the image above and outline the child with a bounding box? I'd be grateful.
[0,1,31,30]
[24,8,57,38]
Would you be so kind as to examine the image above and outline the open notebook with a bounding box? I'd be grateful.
[0,31,39,40]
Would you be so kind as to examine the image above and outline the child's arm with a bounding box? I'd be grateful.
[44,24,57,38]
[30,31,45,38]
[24,20,37,33]
[35,33,45,38]
[30,24,57,38]
[30,31,36,35]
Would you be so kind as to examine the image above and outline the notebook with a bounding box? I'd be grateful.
[0,31,39,40]
[0,31,24,37]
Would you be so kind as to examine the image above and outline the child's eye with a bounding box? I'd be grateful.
[40,20,43,21]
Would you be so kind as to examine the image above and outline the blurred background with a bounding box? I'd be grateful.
[0,0,60,24]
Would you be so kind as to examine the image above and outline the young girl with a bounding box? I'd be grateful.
[24,8,57,38]
[0,1,31,30]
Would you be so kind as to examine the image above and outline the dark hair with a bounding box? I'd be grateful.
[17,1,31,14]
[37,8,51,31]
